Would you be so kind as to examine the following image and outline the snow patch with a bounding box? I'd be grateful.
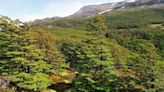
[99,8,112,14]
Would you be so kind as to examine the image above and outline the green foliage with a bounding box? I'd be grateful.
[154,60,164,90]
[106,27,164,59]
[12,73,50,91]
[86,14,107,37]
[34,18,87,30]
[153,33,164,59]
[30,28,69,70]
[46,7,164,92]
[61,38,148,92]
[33,7,164,91]
[62,39,120,92]
[0,6,164,92]
[105,8,164,29]
[107,29,162,90]
[0,16,66,91]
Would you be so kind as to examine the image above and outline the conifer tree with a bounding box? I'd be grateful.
[0,16,52,91]
[30,28,68,70]
[86,14,107,37]
[62,39,117,91]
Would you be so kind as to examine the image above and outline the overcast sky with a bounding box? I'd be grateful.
[0,0,125,21]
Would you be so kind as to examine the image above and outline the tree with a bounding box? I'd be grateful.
[29,28,68,70]
[86,14,107,37]
[0,16,52,91]
[154,60,164,91]
[124,39,160,91]
[62,39,118,92]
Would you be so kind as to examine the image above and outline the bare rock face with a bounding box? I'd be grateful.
[0,76,11,88]
[135,0,164,6]
[0,77,6,88]
[69,0,164,18]
[69,3,113,18]
[113,0,164,9]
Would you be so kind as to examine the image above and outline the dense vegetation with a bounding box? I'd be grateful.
[0,6,164,92]
[105,7,164,29]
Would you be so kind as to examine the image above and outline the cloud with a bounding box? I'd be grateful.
[43,1,84,17]
[20,1,83,21]
[19,0,127,21]
[20,14,46,22]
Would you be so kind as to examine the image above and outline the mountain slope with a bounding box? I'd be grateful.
[69,3,113,18]
[69,0,164,17]
[33,0,164,25]
[105,7,164,29]
[33,6,164,30]
[113,0,164,9]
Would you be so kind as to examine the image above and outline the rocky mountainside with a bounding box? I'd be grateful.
[69,0,164,17]
[113,0,164,9]
[69,3,113,18]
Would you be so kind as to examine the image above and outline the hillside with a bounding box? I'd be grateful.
[33,6,164,30]
[0,1,164,92]
[113,0,164,9]
[32,0,164,33]
[32,6,164,91]
[105,7,164,29]
[69,3,113,18]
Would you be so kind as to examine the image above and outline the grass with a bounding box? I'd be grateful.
[48,27,96,42]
